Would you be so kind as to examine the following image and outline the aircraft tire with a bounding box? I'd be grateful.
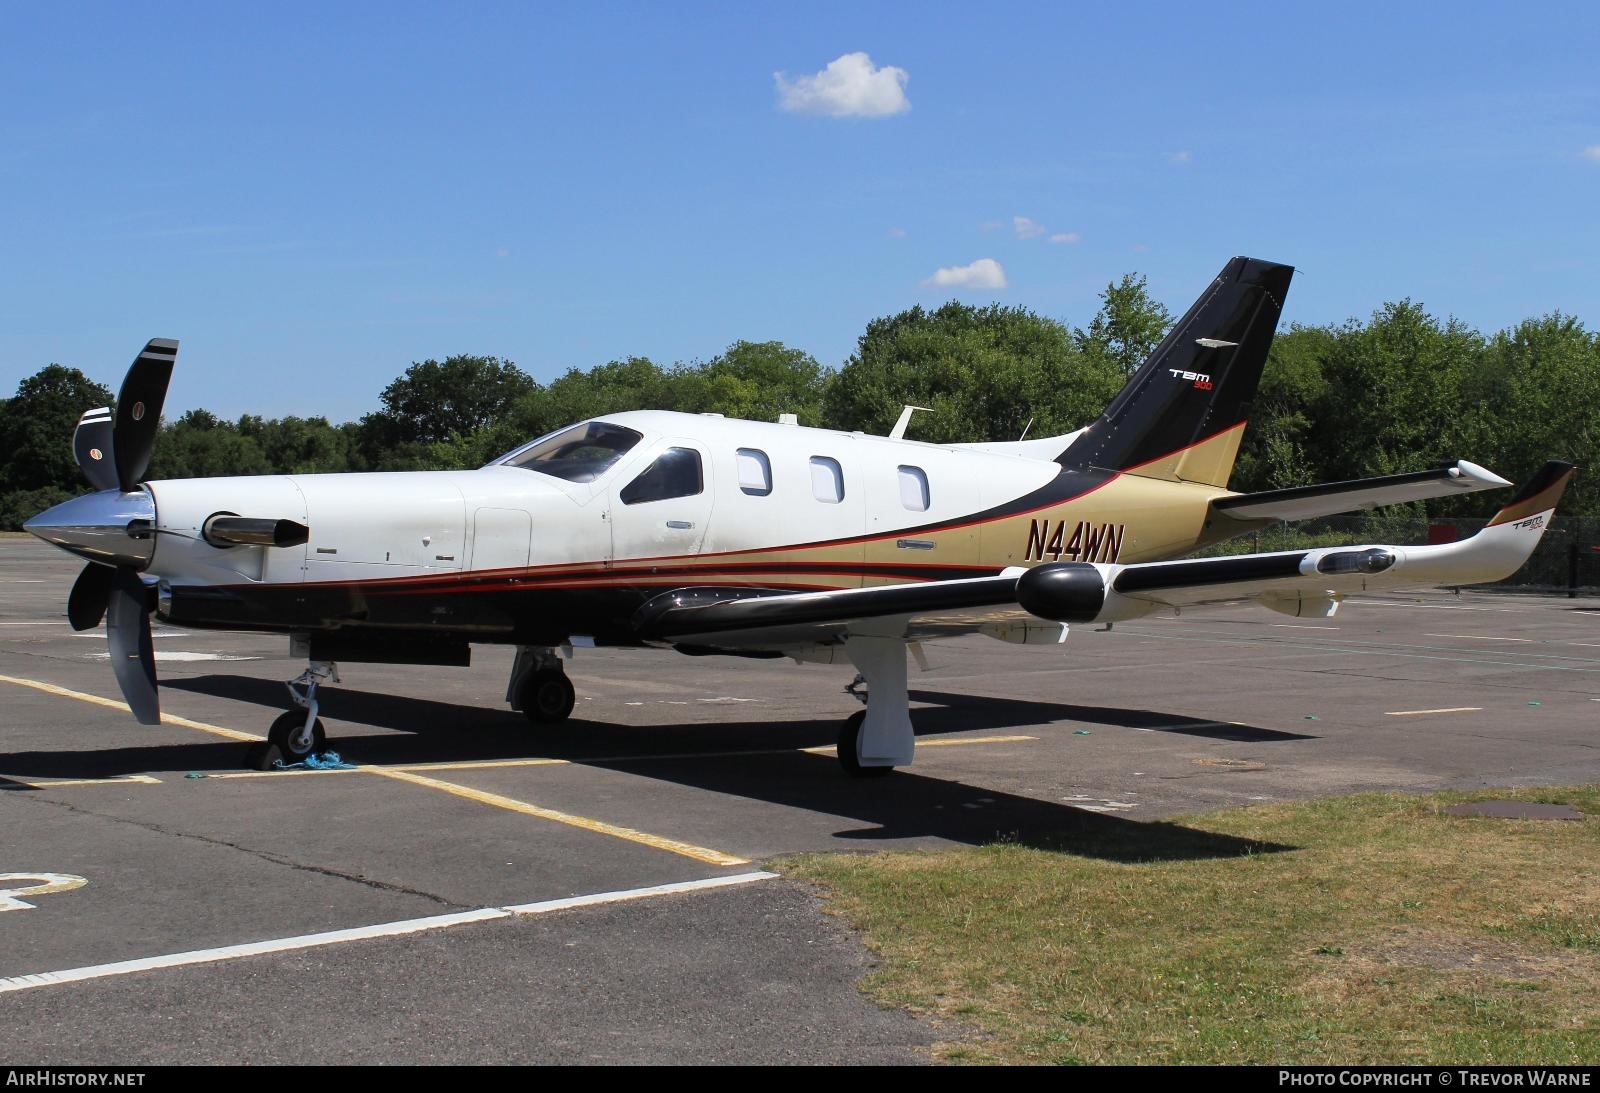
[268,711,326,762]
[522,668,576,725]
[837,709,893,778]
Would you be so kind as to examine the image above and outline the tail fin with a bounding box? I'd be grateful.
[1059,256,1294,487]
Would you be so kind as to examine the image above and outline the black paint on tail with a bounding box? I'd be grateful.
[1059,257,1294,483]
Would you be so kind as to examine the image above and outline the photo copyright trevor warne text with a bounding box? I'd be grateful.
[1279,1072,1591,1087]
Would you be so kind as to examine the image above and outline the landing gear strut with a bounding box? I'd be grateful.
[508,646,575,726]
[835,635,914,778]
[267,660,338,763]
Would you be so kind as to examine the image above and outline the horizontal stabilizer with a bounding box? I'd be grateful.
[1211,461,1511,522]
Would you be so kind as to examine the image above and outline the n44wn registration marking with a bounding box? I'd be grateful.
[1025,520,1126,563]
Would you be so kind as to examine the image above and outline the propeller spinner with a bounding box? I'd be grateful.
[23,338,177,725]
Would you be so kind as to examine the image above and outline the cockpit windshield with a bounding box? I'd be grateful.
[495,421,643,482]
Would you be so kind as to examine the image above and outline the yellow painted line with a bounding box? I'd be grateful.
[1385,706,1484,716]
[207,757,572,780]
[367,767,749,867]
[1424,633,1534,643]
[0,674,262,742]
[0,774,162,790]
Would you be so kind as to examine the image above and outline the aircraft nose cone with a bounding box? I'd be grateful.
[23,488,157,568]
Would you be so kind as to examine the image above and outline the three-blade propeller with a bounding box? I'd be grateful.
[65,339,177,725]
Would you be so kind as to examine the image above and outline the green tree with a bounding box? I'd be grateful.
[1231,324,1334,492]
[824,301,1121,443]
[1075,273,1174,377]
[359,355,535,466]
[680,341,827,425]
[0,365,115,496]
[1458,313,1600,521]
[238,414,354,474]
[1313,301,1485,483]
[146,409,273,480]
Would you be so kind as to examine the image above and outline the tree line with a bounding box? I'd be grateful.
[3,274,1595,531]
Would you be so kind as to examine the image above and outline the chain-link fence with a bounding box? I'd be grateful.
[1195,514,1600,594]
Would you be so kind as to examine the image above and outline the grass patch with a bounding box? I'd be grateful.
[785,786,1600,1065]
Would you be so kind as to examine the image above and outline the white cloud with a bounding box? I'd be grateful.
[886,226,907,238]
[1169,150,1193,165]
[774,52,910,118]
[1049,232,1081,245]
[922,258,1007,290]
[1582,145,1600,162]
[1013,215,1046,239]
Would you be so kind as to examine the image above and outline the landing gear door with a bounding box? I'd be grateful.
[608,440,715,562]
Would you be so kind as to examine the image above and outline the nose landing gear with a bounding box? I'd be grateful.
[265,661,338,764]
[508,646,575,726]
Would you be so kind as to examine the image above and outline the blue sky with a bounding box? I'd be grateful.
[3,2,1598,422]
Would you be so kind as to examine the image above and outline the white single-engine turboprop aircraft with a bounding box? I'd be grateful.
[25,257,1576,774]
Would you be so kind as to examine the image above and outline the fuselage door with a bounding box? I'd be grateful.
[608,439,715,563]
[471,507,532,572]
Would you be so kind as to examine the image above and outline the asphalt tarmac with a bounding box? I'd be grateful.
[2,537,1597,1063]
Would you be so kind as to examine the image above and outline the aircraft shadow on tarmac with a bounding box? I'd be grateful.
[2,674,1299,864]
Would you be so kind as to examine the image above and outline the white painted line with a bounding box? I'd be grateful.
[1424,633,1535,643]
[0,909,509,993]
[502,871,779,915]
[0,872,780,994]
[1273,624,1340,630]
[1569,643,1600,649]
[1385,707,1484,716]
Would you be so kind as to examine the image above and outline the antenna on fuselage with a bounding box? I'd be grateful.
[1019,416,1034,442]
[888,405,932,440]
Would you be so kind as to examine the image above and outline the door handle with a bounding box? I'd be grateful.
[666,520,695,530]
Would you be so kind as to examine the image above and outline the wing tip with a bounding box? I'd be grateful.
[1486,461,1577,526]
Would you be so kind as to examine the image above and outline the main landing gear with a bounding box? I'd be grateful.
[266,660,338,764]
[508,646,575,726]
[835,635,915,778]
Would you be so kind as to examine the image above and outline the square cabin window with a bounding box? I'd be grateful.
[810,456,844,504]
[736,448,772,496]
[898,465,930,512]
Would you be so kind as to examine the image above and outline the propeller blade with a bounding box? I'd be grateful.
[112,339,178,493]
[67,563,114,632]
[106,567,159,725]
[72,408,119,491]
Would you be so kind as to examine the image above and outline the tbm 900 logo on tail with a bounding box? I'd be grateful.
[1024,519,1127,563]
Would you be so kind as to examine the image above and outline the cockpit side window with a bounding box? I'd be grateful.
[497,422,643,482]
[620,447,704,504]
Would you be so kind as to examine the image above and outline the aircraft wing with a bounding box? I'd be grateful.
[1209,460,1510,522]
[636,461,1574,647]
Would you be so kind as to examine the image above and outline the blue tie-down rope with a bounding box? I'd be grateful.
[273,750,357,771]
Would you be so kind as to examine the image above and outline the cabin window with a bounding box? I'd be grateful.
[898,465,930,512]
[620,447,703,504]
[810,456,844,504]
[497,421,642,483]
[736,448,772,496]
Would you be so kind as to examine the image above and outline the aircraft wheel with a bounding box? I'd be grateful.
[837,709,893,778]
[268,711,326,763]
[522,667,576,725]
